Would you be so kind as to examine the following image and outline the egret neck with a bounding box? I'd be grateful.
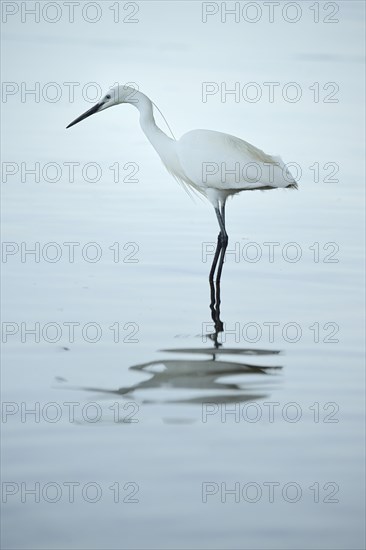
[129,91,176,167]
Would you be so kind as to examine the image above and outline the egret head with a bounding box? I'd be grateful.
[66,84,139,129]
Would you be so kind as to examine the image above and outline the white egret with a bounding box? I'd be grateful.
[67,84,298,280]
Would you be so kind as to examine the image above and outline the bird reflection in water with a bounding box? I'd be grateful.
[82,257,282,405]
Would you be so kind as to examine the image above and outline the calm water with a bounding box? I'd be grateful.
[1,2,365,549]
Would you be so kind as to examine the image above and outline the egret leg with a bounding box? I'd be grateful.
[220,200,226,226]
[215,202,228,246]
[209,234,222,282]
[214,205,228,282]
[216,238,228,282]
[209,203,228,281]
[208,201,228,346]
[209,275,224,349]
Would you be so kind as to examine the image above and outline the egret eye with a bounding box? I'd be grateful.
[105,94,111,100]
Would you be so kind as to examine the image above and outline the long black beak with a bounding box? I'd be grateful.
[66,101,104,129]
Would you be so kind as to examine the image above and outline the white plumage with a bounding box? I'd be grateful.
[177,129,296,195]
[67,84,298,279]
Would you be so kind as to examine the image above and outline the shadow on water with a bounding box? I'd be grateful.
[81,251,283,405]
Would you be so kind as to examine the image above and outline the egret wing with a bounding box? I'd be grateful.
[177,129,297,190]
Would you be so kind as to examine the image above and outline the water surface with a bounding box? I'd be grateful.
[1,2,365,549]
